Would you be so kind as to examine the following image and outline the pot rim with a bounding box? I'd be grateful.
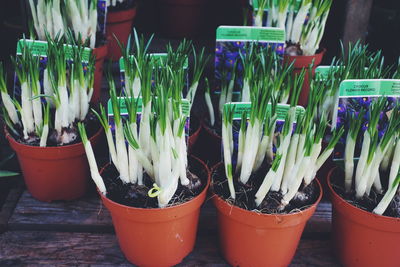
[189,113,203,138]
[5,125,103,151]
[106,7,137,23]
[202,119,222,140]
[210,162,323,218]
[327,167,400,223]
[99,155,211,212]
[284,47,327,59]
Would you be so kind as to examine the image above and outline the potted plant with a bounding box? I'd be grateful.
[118,32,209,153]
[211,61,344,266]
[106,0,137,61]
[78,48,210,265]
[252,0,332,105]
[311,42,394,192]
[201,45,295,165]
[2,38,102,202]
[327,77,400,267]
[28,0,109,103]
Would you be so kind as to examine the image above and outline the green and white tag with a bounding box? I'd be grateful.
[252,0,302,11]
[16,39,92,61]
[338,79,400,97]
[107,97,191,137]
[216,26,285,44]
[333,79,400,161]
[119,53,189,93]
[225,102,305,121]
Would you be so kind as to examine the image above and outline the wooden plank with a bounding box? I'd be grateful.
[8,190,113,233]
[0,231,339,266]
[0,182,24,234]
[9,190,332,234]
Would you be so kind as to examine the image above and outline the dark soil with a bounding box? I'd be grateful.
[101,157,207,208]
[285,43,303,56]
[107,0,136,12]
[212,163,320,214]
[330,168,400,218]
[7,108,101,147]
[284,43,324,56]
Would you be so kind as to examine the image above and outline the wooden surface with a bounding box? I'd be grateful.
[0,188,338,266]
[0,231,339,266]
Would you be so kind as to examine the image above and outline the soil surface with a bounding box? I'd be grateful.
[7,109,101,147]
[330,168,400,218]
[101,157,207,208]
[212,163,320,214]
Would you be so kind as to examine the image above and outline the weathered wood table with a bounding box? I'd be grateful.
[0,186,339,266]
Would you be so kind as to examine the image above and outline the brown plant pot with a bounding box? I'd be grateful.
[6,128,103,202]
[99,156,210,267]
[92,44,109,103]
[283,49,326,107]
[157,0,207,38]
[106,8,137,61]
[327,168,400,267]
[211,162,323,267]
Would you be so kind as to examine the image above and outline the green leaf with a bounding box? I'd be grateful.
[0,170,19,177]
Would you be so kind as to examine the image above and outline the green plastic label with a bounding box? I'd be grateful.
[339,80,400,97]
[119,53,189,72]
[216,26,285,43]
[315,66,334,81]
[16,39,92,61]
[224,102,305,121]
[253,0,302,11]
[107,97,190,117]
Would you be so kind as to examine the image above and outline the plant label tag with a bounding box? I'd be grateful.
[333,79,400,160]
[107,96,191,138]
[215,26,285,97]
[13,39,92,97]
[222,102,305,164]
[315,65,335,81]
[119,53,189,95]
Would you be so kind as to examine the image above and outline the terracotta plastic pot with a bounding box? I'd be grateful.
[6,128,103,202]
[188,114,202,154]
[328,168,400,267]
[92,44,108,103]
[106,8,137,61]
[99,156,210,267]
[283,49,326,106]
[157,0,207,38]
[212,162,323,267]
[196,121,221,166]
